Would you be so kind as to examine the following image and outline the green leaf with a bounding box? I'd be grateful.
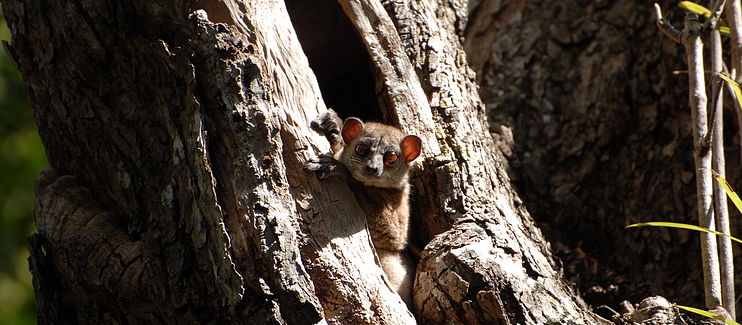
[709,170,742,215]
[677,305,740,325]
[718,73,742,111]
[626,222,742,245]
[678,1,729,33]
[679,1,711,16]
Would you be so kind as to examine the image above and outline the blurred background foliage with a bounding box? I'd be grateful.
[0,9,47,325]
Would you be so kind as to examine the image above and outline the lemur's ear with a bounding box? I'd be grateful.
[342,118,364,144]
[400,135,421,162]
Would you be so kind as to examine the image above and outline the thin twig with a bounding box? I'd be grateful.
[706,76,723,145]
[706,0,727,31]
[655,3,682,43]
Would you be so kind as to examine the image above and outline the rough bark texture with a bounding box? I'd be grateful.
[464,0,742,318]
[10,0,411,323]
[9,0,613,323]
[365,1,606,323]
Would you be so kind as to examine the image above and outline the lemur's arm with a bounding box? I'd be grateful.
[304,109,349,179]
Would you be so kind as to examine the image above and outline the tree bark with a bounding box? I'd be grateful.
[464,0,741,317]
[7,0,607,323]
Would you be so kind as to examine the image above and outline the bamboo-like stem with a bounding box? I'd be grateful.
[726,0,742,81]
[725,0,742,188]
[656,4,723,308]
[719,1,741,318]
[658,3,723,308]
[655,3,724,308]
[708,0,728,31]
[710,24,735,318]
[685,10,723,309]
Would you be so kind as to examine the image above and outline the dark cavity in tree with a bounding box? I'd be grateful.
[285,0,382,123]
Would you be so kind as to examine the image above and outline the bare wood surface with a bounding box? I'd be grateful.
[8,0,614,323]
[460,0,742,316]
[9,0,413,323]
[341,0,611,323]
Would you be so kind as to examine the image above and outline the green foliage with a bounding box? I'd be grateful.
[678,1,713,16]
[627,172,742,322]
[0,10,47,325]
[677,305,741,325]
[718,73,742,121]
[709,166,742,212]
[678,1,731,35]
[626,222,742,245]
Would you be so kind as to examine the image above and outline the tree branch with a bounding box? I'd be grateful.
[655,2,722,309]
[709,26,735,318]
[655,3,682,43]
[682,10,723,309]
[706,0,727,31]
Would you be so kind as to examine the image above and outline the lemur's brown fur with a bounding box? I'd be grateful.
[304,109,421,307]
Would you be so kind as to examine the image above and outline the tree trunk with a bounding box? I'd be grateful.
[7,0,607,323]
[464,0,736,317]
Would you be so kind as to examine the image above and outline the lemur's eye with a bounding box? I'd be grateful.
[384,152,398,166]
[355,144,369,156]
